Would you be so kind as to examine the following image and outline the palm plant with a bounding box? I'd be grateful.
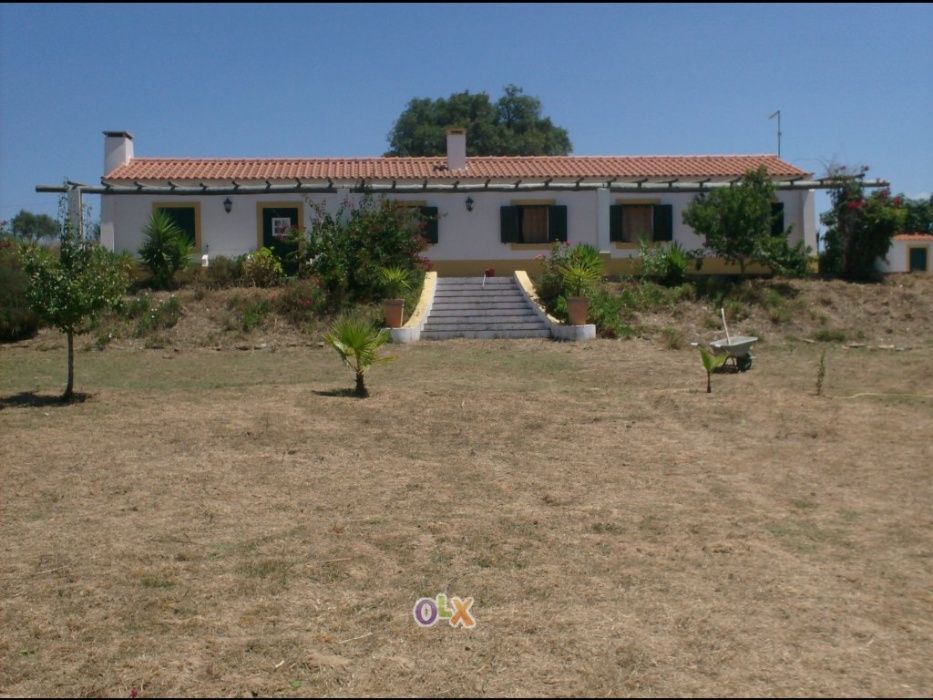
[699,347,729,393]
[561,261,601,298]
[138,211,193,288]
[323,315,393,397]
[378,266,413,299]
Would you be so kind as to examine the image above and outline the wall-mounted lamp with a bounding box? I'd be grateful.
[465,196,474,212]
[223,197,233,214]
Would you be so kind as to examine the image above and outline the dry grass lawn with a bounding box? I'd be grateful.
[1,331,931,696]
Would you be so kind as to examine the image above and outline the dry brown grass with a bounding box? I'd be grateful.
[1,280,932,697]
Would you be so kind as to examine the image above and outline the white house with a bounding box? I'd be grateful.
[877,233,933,274]
[98,130,819,276]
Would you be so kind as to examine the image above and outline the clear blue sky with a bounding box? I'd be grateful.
[1,3,931,230]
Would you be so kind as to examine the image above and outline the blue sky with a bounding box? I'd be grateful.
[1,3,931,229]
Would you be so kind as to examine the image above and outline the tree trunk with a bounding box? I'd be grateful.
[706,371,712,394]
[63,330,75,401]
[355,371,368,398]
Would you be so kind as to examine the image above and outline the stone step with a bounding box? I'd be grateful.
[431,301,532,310]
[423,321,548,332]
[436,277,514,285]
[422,329,551,341]
[432,293,525,303]
[425,314,542,325]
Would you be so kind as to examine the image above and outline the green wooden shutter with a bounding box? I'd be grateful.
[609,204,624,242]
[548,205,568,242]
[500,206,520,243]
[909,247,928,272]
[771,202,785,236]
[652,204,673,242]
[420,206,438,244]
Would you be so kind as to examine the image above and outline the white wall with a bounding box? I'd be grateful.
[104,187,815,263]
[878,240,932,274]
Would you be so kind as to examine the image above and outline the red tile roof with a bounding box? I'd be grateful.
[894,233,933,242]
[104,154,809,182]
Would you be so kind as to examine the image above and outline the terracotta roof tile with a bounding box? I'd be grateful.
[894,233,933,242]
[104,154,809,182]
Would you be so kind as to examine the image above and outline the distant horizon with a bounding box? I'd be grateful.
[2,3,930,231]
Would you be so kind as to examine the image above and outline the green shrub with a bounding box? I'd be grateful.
[661,326,685,350]
[638,237,690,286]
[299,196,431,308]
[276,279,326,326]
[225,293,271,333]
[535,242,604,317]
[814,328,846,343]
[0,237,40,341]
[587,287,633,339]
[204,256,242,289]
[138,211,193,289]
[240,247,285,288]
[134,295,182,337]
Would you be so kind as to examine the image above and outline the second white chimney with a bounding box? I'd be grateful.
[446,128,466,170]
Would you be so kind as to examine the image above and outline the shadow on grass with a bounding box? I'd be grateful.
[0,391,91,409]
[311,387,365,399]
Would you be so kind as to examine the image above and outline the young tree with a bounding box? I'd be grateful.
[819,167,907,280]
[682,166,805,277]
[22,224,129,401]
[385,85,572,156]
[10,209,60,243]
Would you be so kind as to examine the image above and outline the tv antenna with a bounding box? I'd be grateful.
[769,110,782,157]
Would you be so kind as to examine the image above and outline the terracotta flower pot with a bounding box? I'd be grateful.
[383,299,405,328]
[567,296,588,326]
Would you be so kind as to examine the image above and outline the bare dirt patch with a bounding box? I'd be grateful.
[1,317,931,696]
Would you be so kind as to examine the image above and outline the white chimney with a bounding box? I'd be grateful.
[446,128,466,171]
[104,131,134,175]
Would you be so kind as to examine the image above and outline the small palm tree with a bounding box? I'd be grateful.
[699,347,729,394]
[323,315,393,397]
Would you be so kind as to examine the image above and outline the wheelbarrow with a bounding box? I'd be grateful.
[710,308,757,371]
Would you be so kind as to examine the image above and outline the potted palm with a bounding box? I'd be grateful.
[561,261,599,326]
[379,266,412,328]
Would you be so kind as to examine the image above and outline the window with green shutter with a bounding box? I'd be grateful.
[771,202,786,236]
[909,247,929,272]
[154,204,199,249]
[500,204,568,243]
[610,203,673,243]
[420,206,439,244]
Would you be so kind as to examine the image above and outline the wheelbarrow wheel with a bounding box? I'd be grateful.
[737,354,753,372]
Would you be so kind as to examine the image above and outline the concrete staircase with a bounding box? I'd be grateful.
[421,277,551,340]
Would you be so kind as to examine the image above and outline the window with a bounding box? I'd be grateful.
[153,203,200,251]
[500,205,568,244]
[909,247,929,272]
[771,202,786,236]
[396,203,439,244]
[610,203,672,243]
[257,202,303,275]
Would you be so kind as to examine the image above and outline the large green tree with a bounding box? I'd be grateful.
[385,84,572,156]
[900,194,933,233]
[820,168,907,280]
[682,166,808,277]
[10,209,60,243]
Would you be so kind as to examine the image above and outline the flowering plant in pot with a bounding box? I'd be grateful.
[561,261,600,325]
[379,266,412,328]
